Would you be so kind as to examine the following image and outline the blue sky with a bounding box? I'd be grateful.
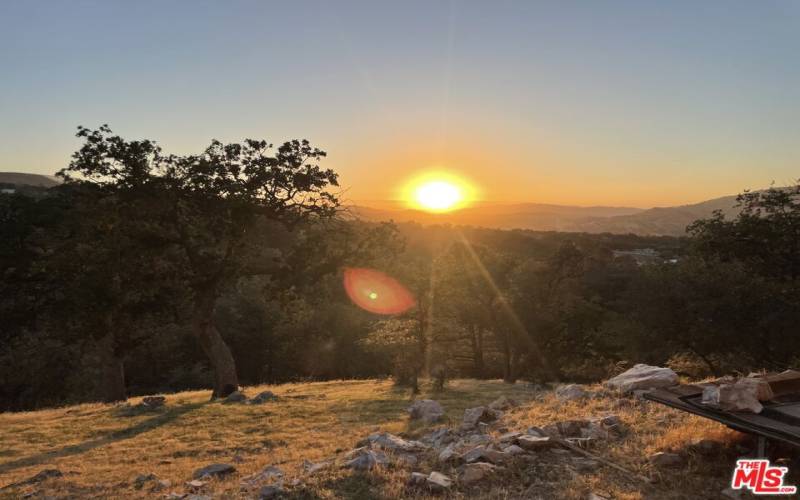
[1,0,798,206]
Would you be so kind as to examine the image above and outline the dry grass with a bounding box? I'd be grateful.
[0,379,759,499]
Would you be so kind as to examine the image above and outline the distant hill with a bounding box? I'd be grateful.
[0,172,60,188]
[348,194,745,236]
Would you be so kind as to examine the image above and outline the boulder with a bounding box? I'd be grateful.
[192,463,236,479]
[422,427,457,448]
[426,471,452,491]
[438,443,460,463]
[225,391,247,403]
[408,471,428,486]
[462,406,499,429]
[502,444,525,455]
[142,396,166,409]
[344,449,388,470]
[364,432,427,452]
[133,473,158,489]
[649,452,684,468]
[462,445,508,464]
[488,396,518,411]
[556,384,589,402]
[460,462,497,485]
[303,459,332,475]
[249,391,279,404]
[605,364,678,393]
[395,453,418,467]
[259,485,286,499]
[516,435,554,451]
[408,399,445,423]
[526,426,546,437]
[544,419,589,438]
[702,378,771,413]
[497,431,522,443]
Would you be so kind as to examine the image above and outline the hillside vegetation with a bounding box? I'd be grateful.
[0,379,749,499]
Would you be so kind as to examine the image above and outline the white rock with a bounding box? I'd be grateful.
[605,364,678,393]
[408,472,428,486]
[702,378,771,413]
[426,471,452,490]
[408,400,445,423]
[488,396,518,411]
[556,384,589,401]
[462,406,499,429]
[516,435,553,451]
[365,432,427,452]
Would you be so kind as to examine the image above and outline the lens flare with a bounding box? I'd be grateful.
[343,268,416,315]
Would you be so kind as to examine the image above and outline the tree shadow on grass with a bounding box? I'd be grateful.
[0,401,207,477]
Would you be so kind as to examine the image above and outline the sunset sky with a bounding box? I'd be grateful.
[1,1,798,207]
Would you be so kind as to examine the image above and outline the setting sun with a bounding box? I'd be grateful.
[403,172,476,212]
[415,181,462,211]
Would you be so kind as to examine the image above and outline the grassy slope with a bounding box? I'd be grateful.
[0,379,751,499]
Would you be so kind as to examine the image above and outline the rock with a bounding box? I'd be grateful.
[185,496,212,500]
[498,431,522,443]
[526,426,546,437]
[502,444,525,455]
[242,465,284,485]
[588,494,610,500]
[438,443,460,463]
[544,419,589,438]
[516,435,554,451]
[192,463,236,479]
[422,427,457,448]
[408,399,445,423]
[556,384,589,401]
[573,458,600,472]
[426,471,452,491]
[364,432,427,452]
[488,396,518,411]
[460,462,497,485]
[133,473,158,489]
[605,364,678,393]
[303,459,332,475]
[649,452,684,468]
[249,391,279,404]
[225,391,247,403]
[702,378,771,413]
[141,396,166,409]
[344,449,388,470]
[462,445,508,464]
[259,485,286,499]
[408,471,428,486]
[462,406,499,429]
[185,479,207,488]
[462,433,492,446]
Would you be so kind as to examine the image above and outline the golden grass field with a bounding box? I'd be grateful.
[0,379,759,499]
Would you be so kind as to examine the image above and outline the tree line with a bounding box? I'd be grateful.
[2,127,798,411]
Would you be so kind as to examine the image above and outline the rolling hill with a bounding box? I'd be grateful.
[348,194,744,236]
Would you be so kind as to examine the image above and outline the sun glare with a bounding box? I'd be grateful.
[404,172,475,212]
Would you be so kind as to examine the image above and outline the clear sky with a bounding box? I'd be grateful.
[1,0,798,207]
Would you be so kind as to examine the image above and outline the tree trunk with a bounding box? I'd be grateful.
[192,286,239,399]
[469,324,485,378]
[501,331,514,383]
[98,330,126,403]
